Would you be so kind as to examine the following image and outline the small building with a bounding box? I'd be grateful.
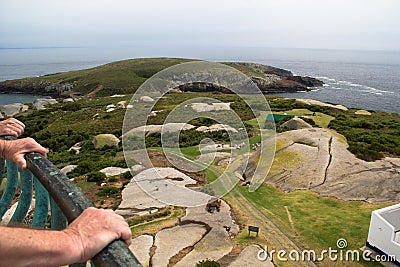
[367,203,400,266]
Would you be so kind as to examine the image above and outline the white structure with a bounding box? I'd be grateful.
[367,203,400,265]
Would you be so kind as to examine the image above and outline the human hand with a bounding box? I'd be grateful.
[0,137,47,170]
[63,207,132,263]
[0,118,25,137]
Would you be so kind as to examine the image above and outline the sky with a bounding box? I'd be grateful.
[1,0,399,51]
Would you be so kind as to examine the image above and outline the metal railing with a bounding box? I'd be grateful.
[0,136,142,267]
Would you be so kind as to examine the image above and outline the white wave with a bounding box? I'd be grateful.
[314,76,395,97]
[363,86,391,94]
[317,76,337,82]
[326,78,393,95]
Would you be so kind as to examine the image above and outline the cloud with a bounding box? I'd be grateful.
[0,0,399,50]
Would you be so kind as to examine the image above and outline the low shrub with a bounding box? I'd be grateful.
[87,171,106,182]
[96,186,119,197]
[196,259,220,267]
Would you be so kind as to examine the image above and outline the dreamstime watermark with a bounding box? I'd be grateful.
[257,238,396,263]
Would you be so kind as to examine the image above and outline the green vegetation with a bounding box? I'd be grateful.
[328,111,400,161]
[127,207,172,226]
[96,186,120,197]
[87,171,106,182]
[130,206,186,237]
[196,259,220,267]
[2,58,195,96]
[145,129,232,148]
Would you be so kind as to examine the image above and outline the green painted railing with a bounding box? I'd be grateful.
[0,136,142,267]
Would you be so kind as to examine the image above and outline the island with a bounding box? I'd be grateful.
[0,58,323,97]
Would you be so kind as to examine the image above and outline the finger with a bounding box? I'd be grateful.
[5,125,23,137]
[1,129,18,137]
[15,157,27,171]
[120,225,132,246]
[9,118,25,128]
[27,138,48,157]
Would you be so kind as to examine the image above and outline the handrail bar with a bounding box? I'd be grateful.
[25,152,142,267]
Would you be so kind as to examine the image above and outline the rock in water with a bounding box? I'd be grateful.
[92,134,120,149]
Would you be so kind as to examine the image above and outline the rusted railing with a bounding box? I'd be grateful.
[0,136,142,267]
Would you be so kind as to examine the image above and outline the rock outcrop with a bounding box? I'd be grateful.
[251,128,400,204]
[280,117,312,130]
[33,98,58,110]
[296,98,348,111]
[125,123,195,136]
[0,103,28,117]
[92,134,120,149]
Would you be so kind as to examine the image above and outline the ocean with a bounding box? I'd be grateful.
[0,46,399,113]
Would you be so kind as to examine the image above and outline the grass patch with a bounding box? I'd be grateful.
[235,184,390,266]
[130,206,185,237]
[76,180,96,191]
[276,108,335,128]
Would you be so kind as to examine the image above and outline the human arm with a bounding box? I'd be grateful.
[0,137,47,170]
[0,207,132,267]
[0,118,25,137]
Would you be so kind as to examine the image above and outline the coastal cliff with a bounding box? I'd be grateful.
[0,58,323,97]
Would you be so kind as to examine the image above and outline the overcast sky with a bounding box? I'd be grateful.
[1,0,399,51]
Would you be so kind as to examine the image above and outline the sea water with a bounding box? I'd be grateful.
[0,93,41,105]
[0,46,399,113]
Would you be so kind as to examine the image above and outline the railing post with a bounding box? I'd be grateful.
[0,160,19,219]
[10,169,33,223]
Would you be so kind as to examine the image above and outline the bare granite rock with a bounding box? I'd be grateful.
[125,123,195,136]
[152,224,207,267]
[190,102,231,112]
[196,124,238,133]
[295,98,348,111]
[129,235,153,267]
[33,98,58,110]
[99,167,129,177]
[60,165,77,174]
[280,117,312,130]
[174,200,239,267]
[255,128,400,203]
[0,103,28,116]
[92,134,120,149]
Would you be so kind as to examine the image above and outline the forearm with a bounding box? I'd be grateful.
[0,226,81,267]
